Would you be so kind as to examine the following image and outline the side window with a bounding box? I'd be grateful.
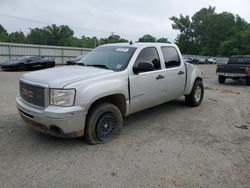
[134,47,161,71]
[161,47,181,68]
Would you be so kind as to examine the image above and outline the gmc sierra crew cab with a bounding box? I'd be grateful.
[16,43,204,144]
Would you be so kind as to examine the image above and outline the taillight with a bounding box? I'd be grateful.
[244,67,249,74]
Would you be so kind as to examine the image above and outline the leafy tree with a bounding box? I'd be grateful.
[170,6,250,56]
[234,15,249,33]
[44,24,74,46]
[220,27,250,56]
[8,31,26,43]
[138,34,156,42]
[0,24,8,42]
[157,38,169,43]
[170,15,197,54]
[27,28,47,45]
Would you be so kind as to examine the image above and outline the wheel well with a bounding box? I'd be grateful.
[195,77,202,82]
[88,94,127,116]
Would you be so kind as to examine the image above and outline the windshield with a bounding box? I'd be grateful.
[228,57,250,64]
[14,56,32,60]
[75,54,85,61]
[77,46,136,71]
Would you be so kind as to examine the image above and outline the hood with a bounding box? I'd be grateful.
[1,59,23,66]
[21,66,114,88]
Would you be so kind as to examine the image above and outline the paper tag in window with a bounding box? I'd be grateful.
[116,48,129,53]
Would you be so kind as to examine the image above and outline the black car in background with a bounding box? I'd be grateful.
[66,54,85,65]
[0,56,55,71]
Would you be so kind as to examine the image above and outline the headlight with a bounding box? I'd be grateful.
[50,89,76,107]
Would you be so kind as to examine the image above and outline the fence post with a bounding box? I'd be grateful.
[38,47,41,56]
[61,49,64,64]
[8,45,11,60]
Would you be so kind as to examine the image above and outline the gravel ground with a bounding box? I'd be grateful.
[0,65,249,188]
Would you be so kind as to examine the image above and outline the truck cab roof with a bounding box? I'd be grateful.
[103,42,175,49]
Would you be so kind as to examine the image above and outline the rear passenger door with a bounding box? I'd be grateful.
[160,46,186,101]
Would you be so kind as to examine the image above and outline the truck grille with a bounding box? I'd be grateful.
[19,81,45,107]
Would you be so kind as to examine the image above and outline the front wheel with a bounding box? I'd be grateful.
[84,103,123,145]
[18,63,27,71]
[185,80,204,107]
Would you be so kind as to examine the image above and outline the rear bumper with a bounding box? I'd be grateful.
[217,72,248,78]
[16,95,87,138]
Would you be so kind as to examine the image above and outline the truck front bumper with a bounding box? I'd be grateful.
[16,95,87,138]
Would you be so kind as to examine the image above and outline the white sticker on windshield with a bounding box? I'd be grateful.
[116,48,129,53]
[116,64,122,69]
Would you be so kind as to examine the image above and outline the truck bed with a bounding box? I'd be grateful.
[217,64,248,74]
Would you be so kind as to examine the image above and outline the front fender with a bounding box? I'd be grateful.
[184,63,203,95]
[75,79,129,111]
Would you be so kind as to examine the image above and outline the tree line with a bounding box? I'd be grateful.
[170,6,250,56]
[0,24,169,48]
[0,6,250,56]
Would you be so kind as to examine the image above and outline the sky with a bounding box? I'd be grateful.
[0,0,250,42]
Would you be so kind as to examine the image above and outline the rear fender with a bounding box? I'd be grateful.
[184,63,203,95]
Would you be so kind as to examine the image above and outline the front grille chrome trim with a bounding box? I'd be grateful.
[19,80,49,108]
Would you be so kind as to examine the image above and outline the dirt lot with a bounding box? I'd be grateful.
[0,65,249,188]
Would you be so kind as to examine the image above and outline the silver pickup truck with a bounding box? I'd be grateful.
[16,43,204,144]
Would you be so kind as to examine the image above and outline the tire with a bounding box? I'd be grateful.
[18,64,27,71]
[246,77,250,86]
[185,80,204,107]
[49,61,55,68]
[218,75,226,84]
[84,103,123,145]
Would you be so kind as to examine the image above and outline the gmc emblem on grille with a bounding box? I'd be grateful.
[21,88,34,99]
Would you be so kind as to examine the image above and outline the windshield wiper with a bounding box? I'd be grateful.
[86,64,110,70]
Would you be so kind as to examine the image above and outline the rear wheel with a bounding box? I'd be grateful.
[185,80,204,107]
[49,61,55,68]
[84,103,123,145]
[218,75,226,84]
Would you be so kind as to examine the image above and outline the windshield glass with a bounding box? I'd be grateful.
[14,56,32,60]
[77,46,136,71]
[228,57,250,64]
[75,54,85,61]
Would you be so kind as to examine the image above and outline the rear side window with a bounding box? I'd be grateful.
[229,57,250,64]
[134,47,161,70]
[161,47,181,68]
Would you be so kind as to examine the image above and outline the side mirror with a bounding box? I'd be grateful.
[133,62,154,74]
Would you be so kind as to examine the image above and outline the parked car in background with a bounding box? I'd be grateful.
[0,56,55,71]
[189,57,199,64]
[66,54,85,65]
[17,43,204,144]
[216,55,250,85]
[183,57,199,64]
[207,58,217,64]
[199,58,216,64]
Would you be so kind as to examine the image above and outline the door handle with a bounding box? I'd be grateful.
[156,75,165,80]
[178,71,185,75]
